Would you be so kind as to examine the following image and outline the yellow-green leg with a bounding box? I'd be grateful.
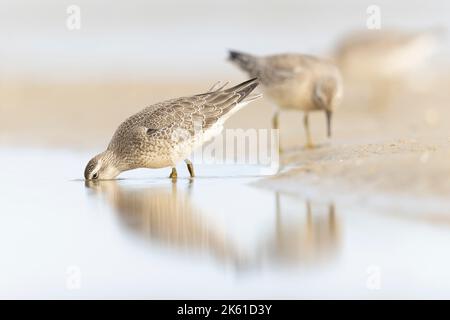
[272,111,279,131]
[185,159,195,178]
[303,112,314,149]
[329,203,337,236]
[169,167,177,179]
[272,111,283,154]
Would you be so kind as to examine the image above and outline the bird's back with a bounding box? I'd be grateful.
[229,51,338,85]
[229,51,341,110]
[106,78,261,166]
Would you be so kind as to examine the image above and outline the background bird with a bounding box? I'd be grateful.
[84,78,261,180]
[334,28,443,110]
[228,51,343,150]
[335,28,442,80]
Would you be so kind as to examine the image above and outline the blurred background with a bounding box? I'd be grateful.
[2,0,450,299]
[1,0,450,148]
[2,0,450,79]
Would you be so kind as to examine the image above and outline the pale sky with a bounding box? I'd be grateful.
[1,0,449,80]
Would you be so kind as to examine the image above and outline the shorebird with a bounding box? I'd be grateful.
[84,78,261,180]
[335,28,441,80]
[228,51,343,149]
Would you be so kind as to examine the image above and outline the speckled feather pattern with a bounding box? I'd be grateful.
[106,78,260,170]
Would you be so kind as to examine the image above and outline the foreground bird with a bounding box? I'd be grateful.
[229,51,343,149]
[84,78,261,180]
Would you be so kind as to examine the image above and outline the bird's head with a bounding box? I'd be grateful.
[84,150,120,180]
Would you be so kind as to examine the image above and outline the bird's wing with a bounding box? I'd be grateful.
[261,54,314,84]
[139,78,260,137]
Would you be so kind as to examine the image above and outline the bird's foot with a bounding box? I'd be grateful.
[169,168,178,180]
[184,159,195,178]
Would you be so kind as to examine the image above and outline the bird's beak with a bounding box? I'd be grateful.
[85,180,98,188]
[326,110,332,138]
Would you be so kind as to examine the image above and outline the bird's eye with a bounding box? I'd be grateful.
[92,172,99,180]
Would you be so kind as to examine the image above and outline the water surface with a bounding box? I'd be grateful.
[1,148,450,299]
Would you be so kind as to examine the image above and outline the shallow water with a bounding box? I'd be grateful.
[2,148,450,299]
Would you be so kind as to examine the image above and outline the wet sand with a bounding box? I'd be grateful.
[3,150,450,299]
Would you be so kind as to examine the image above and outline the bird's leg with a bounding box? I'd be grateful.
[303,112,314,149]
[169,167,178,179]
[272,110,279,131]
[325,110,332,139]
[328,203,337,236]
[272,110,284,154]
[185,159,195,178]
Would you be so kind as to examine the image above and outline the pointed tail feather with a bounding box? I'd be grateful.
[224,77,260,103]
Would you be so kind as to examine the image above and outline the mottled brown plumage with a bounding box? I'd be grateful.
[229,51,343,149]
[84,78,261,180]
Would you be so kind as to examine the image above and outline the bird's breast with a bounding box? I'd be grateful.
[264,80,316,111]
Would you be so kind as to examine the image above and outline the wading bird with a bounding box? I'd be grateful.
[84,78,261,180]
[229,51,343,150]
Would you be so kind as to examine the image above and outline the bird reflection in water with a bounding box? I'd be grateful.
[85,180,340,269]
[85,179,245,268]
[260,192,340,266]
